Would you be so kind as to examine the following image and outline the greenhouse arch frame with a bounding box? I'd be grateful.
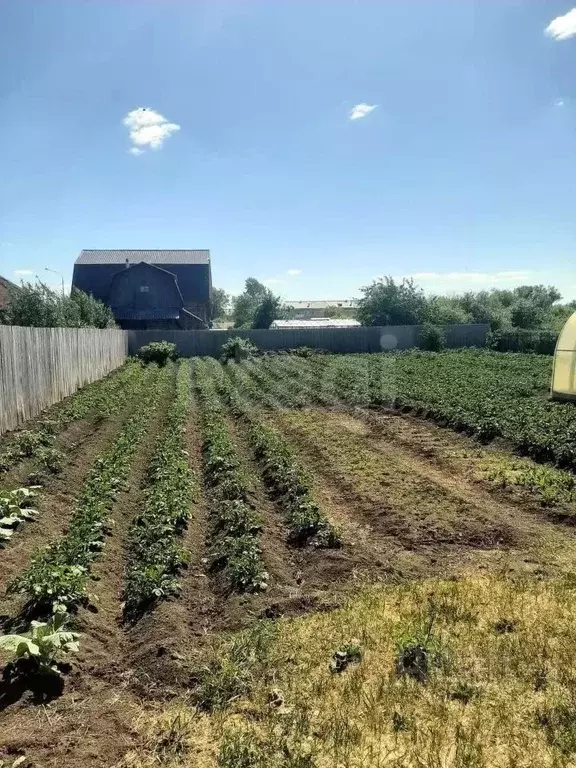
[551,311,576,401]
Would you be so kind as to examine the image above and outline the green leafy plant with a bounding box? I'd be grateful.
[418,323,446,352]
[137,341,178,366]
[220,337,258,364]
[331,641,364,673]
[192,360,268,594]
[124,361,195,614]
[0,612,80,677]
[395,615,448,683]
[0,486,40,543]
[9,367,165,612]
[37,446,65,474]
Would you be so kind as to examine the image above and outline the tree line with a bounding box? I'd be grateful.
[211,276,575,332]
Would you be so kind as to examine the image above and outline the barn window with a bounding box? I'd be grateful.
[140,285,149,293]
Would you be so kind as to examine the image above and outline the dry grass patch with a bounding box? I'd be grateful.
[121,574,576,767]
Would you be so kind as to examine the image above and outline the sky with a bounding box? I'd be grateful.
[1,0,576,301]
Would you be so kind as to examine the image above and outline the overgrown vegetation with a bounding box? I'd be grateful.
[236,350,576,470]
[219,337,258,364]
[125,575,576,767]
[1,280,115,328]
[356,276,575,332]
[137,341,178,366]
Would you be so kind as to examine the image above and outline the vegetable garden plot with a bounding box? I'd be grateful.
[5,350,576,768]
[236,351,576,470]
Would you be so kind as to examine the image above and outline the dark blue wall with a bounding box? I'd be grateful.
[109,263,181,316]
[72,262,211,305]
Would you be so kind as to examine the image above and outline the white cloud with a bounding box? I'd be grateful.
[286,269,302,276]
[554,98,565,107]
[13,269,33,276]
[263,278,283,286]
[123,107,180,154]
[545,8,576,40]
[349,103,378,121]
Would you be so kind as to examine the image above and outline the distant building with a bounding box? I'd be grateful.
[72,250,212,329]
[285,299,359,319]
[271,318,361,329]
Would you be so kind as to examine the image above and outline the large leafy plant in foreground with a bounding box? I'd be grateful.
[0,612,80,677]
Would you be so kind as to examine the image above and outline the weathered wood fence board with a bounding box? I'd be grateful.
[128,324,490,357]
[0,327,128,434]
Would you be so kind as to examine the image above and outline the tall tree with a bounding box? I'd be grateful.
[232,278,269,328]
[210,287,230,320]
[356,277,427,326]
[252,293,285,329]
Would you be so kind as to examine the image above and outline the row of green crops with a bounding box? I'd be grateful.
[123,360,195,615]
[217,361,341,548]
[0,360,144,474]
[7,364,171,614]
[193,359,268,593]
[234,350,576,468]
[236,350,576,470]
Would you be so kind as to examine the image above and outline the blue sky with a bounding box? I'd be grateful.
[1,0,576,300]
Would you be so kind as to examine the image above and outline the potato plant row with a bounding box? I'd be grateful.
[219,362,341,548]
[7,364,169,614]
[0,360,144,474]
[123,360,195,614]
[238,351,576,470]
[193,359,268,593]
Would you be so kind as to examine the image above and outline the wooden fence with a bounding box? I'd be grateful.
[128,324,490,357]
[0,326,128,434]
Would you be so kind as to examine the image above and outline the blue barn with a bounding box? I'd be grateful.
[72,249,212,329]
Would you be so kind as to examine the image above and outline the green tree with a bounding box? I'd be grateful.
[210,287,230,320]
[425,296,471,325]
[2,281,115,328]
[252,293,285,329]
[509,299,543,329]
[232,278,269,328]
[356,277,427,326]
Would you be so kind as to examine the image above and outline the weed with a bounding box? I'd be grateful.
[330,641,364,673]
[218,730,267,768]
[450,681,481,704]
[538,703,576,756]
[395,613,448,683]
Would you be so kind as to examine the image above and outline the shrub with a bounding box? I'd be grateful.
[137,341,178,366]
[418,323,446,352]
[487,329,558,355]
[220,337,258,364]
